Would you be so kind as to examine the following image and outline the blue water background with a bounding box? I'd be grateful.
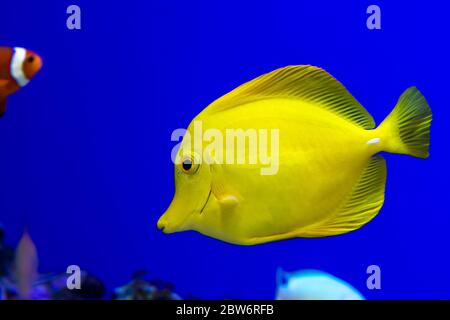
[0,1,448,299]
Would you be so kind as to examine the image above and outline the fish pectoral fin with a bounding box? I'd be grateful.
[0,97,7,117]
[209,162,240,210]
[217,195,239,209]
[299,156,387,237]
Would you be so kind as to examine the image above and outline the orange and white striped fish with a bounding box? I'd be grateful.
[0,47,42,117]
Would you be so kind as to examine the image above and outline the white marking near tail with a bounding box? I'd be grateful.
[367,138,381,145]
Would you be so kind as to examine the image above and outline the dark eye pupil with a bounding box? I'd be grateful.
[182,159,192,171]
[27,56,35,63]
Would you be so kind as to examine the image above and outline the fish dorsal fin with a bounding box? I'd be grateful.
[299,155,386,237]
[202,65,375,129]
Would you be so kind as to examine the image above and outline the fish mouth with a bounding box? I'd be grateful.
[157,215,189,234]
[157,189,212,233]
[199,189,212,214]
[157,220,170,233]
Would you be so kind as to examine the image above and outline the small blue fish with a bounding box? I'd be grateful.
[276,268,364,300]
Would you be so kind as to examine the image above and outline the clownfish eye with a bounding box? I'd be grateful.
[27,56,35,63]
[180,156,199,174]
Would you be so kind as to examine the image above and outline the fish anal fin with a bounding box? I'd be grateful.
[300,155,387,237]
[201,65,375,129]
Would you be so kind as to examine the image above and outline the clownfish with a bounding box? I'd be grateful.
[0,47,42,117]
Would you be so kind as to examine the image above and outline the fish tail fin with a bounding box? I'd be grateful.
[377,87,432,158]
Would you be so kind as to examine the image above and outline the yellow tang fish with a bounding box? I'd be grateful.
[157,65,432,245]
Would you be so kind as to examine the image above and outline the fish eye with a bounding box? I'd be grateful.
[180,156,199,174]
[27,56,35,63]
[182,159,192,171]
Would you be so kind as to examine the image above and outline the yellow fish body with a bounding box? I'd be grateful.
[157,66,431,245]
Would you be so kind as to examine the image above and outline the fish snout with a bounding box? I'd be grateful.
[31,55,43,79]
[157,217,168,233]
[22,50,43,80]
[35,55,43,73]
[157,209,191,234]
[157,216,179,233]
